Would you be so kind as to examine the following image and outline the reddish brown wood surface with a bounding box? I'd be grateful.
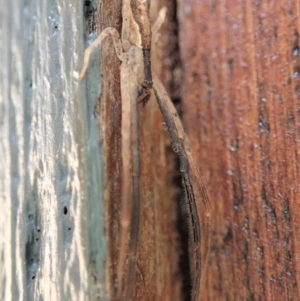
[177,0,300,300]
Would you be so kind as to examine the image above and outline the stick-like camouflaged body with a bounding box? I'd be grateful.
[79,2,212,300]
[153,73,211,301]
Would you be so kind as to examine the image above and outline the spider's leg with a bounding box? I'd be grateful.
[79,27,123,79]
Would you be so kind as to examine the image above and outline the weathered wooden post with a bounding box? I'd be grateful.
[2,1,299,300]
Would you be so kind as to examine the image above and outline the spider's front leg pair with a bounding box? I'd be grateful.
[79,5,166,301]
[79,3,167,103]
[79,6,212,301]
[79,21,145,301]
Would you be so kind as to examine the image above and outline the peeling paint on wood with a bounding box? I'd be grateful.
[0,1,107,300]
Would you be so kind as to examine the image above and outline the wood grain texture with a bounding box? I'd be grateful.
[177,0,300,300]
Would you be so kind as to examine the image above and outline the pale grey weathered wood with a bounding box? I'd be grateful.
[0,1,107,300]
